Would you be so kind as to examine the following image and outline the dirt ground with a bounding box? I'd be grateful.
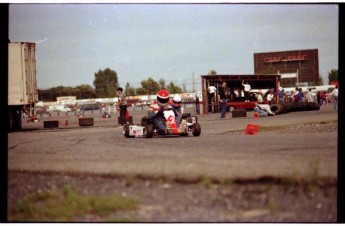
[8,168,337,222]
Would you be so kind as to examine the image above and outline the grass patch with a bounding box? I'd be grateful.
[8,185,139,222]
[200,176,214,188]
[304,120,338,125]
[280,157,322,188]
[305,157,321,186]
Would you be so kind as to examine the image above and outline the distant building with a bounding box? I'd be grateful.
[254,49,319,86]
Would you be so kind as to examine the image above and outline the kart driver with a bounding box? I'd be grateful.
[171,94,183,127]
[147,89,171,133]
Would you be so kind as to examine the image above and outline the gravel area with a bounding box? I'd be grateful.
[225,121,338,135]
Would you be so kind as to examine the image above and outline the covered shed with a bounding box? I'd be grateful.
[201,74,281,114]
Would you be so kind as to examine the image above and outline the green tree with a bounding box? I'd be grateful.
[38,84,96,101]
[209,70,217,75]
[93,68,119,98]
[139,77,160,95]
[125,82,136,96]
[158,79,166,90]
[314,75,324,86]
[167,81,182,94]
[328,69,338,85]
[77,84,97,99]
[135,87,147,95]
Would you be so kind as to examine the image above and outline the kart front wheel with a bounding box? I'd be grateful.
[145,125,154,138]
[192,123,201,136]
[123,124,132,138]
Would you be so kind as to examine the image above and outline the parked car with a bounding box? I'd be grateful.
[226,97,269,112]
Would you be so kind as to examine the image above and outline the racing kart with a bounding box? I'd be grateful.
[123,109,201,138]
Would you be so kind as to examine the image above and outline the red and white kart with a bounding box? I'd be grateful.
[123,108,201,138]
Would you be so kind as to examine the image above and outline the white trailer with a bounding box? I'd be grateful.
[8,42,38,130]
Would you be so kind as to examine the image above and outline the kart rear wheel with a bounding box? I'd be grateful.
[192,122,201,136]
[145,125,154,138]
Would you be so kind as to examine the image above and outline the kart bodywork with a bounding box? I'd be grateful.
[123,111,201,138]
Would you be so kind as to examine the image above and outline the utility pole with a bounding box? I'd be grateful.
[192,72,195,92]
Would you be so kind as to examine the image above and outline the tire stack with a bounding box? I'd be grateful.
[270,102,320,115]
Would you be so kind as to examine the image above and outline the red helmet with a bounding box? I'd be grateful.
[156,89,170,105]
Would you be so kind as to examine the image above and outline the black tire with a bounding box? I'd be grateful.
[145,125,154,138]
[227,105,236,112]
[270,104,282,115]
[8,107,22,131]
[192,123,201,136]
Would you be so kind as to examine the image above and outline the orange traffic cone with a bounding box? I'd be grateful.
[245,124,259,135]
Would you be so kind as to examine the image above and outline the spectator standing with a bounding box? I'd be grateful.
[255,90,264,104]
[316,91,322,107]
[266,91,274,104]
[330,85,339,110]
[322,92,327,106]
[242,80,251,102]
[117,87,128,126]
[306,88,314,102]
[218,81,227,119]
[293,87,299,102]
[278,87,285,103]
[297,88,303,102]
[207,85,217,112]
[194,94,200,114]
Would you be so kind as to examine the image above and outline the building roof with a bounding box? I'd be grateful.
[200,74,281,81]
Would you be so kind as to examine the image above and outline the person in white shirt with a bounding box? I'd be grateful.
[242,80,251,102]
[266,91,274,104]
[207,85,217,112]
[330,85,339,110]
[306,88,314,102]
[255,90,264,104]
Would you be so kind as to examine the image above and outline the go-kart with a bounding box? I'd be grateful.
[123,109,201,138]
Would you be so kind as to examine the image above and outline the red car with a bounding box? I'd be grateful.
[226,97,269,112]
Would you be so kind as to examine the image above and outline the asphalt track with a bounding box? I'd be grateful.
[8,105,338,181]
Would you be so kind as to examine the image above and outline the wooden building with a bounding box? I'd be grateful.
[201,74,281,114]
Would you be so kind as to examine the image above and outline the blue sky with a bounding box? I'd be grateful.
[9,4,338,91]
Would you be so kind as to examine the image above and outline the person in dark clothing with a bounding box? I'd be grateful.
[317,91,322,107]
[117,87,127,125]
[195,94,200,114]
[217,81,227,119]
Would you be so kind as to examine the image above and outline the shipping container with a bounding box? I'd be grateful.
[8,42,38,130]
